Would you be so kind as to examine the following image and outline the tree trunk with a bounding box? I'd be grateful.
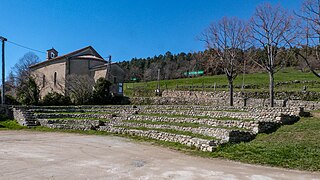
[228,79,234,106]
[269,72,274,107]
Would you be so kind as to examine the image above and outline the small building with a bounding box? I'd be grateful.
[30,46,125,98]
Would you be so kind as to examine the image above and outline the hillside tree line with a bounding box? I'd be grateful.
[119,0,319,107]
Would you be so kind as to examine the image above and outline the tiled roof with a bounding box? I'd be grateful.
[30,46,105,68]
[75,55,104,61]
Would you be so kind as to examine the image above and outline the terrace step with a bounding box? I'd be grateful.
[34,113,113,119]
[11,105,303,152]
[140,105,303,116]
[41,123,95,131]
[23,120,39,126]
[27,107,138,115]
[98,126,218,152]
[126,115,258,131]
[138,109,257,121]
[37,119,104,130]
[107,121,255,143]
[25,105,136,110]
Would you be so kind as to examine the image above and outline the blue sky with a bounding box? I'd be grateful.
[0,0,302,78]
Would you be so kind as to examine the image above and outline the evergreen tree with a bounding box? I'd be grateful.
[92,77,112,104]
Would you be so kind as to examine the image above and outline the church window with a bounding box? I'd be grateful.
[54,72,57,86]
[42,75,46,87]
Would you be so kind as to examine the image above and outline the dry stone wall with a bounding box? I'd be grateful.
[11,107,39,126]
[38,119,104,130]
[131,90,320,110]
[109,121,255,142]
[11,105,303,152]
[98,126,217,152]
[127,115,257,131]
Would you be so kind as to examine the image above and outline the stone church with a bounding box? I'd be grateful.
[30,46,125,98]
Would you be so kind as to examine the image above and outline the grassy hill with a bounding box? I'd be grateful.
[124,68,320,97]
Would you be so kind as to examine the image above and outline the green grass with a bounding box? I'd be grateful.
[138,113,253,121]
[123,119,247,131]
[144,107,248,113]
[215,117,254,121]
[210,109,248,113]
[46,117,109,122]
[124,68,320,97]
[210,117,320,171]
[139,113,212,119]
[0,120,27,130]
[114,125,217,140]
[34,111,114,115]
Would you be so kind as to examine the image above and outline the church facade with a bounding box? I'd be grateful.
[30,46,125,98]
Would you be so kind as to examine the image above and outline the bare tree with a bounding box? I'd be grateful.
[202,17,248,106]
[12,52,41,103]
[294,0,320,77]
[144,63,158,81]
[13,52,40,83]
[249,3,296,107]
[66,74,95,104]
[5,71,16,96]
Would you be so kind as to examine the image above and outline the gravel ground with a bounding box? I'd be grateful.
[0,130,319,180]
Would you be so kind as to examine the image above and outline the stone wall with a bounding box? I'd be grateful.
[127,115,257,131]
[131,90,320,110]
[137,106,303,122]
[11,107,39,126]
[38,119,104,130]
[11,105,303,152]
[109,120,255,143]
[125,115,293,134]
[98,126,217,152]
[12,107,26,125]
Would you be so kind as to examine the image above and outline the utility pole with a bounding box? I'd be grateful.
[156,68,160,95]
[108,55,112,82]
[0,36,7,105]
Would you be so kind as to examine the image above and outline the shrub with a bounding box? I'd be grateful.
[16,77,40,105]
[4,95,20,105]
[40,92,72,106]
[111,95,130,105]
[92,78,112,105]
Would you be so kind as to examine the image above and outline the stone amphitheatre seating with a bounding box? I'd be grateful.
[12,105,305,152]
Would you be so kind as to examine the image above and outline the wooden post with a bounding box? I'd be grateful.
[202,81,204,94]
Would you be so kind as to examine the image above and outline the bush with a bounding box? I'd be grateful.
[4,95,20,105]
[92,78,112,105]
[0,114,9,122]
[40,92,72,106]
[16,77,40,105]
[111,95,130,105]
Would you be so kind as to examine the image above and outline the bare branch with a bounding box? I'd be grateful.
[201,16,248,106]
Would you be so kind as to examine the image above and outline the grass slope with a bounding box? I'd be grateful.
[211,117,320,171]
[124,68,320,96]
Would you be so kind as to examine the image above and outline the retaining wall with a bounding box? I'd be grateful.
[98,126,217,152]
[131,90,320,110]
[10,105,302,152]
[38,119,104,130]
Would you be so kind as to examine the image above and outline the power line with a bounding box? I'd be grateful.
[7,40,46,54]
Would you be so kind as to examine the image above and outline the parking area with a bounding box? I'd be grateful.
[0,130,319,179]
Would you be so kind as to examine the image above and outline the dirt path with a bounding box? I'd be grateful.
[0,130,319,180]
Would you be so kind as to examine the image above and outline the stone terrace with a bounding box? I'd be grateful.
[12,105,304,152]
